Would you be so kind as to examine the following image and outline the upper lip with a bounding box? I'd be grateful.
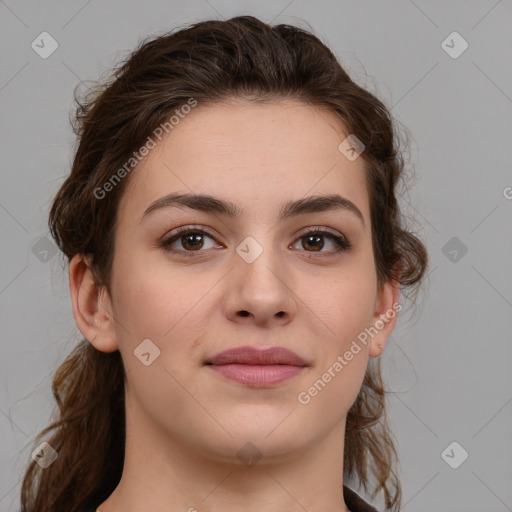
[204,346,307,366]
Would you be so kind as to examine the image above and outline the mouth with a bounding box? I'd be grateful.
[203,346,308,387]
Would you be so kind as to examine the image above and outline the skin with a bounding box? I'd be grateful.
[69,99,399,512]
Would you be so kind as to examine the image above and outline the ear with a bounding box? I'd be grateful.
[69,254,119,353]
[368,276,401,358]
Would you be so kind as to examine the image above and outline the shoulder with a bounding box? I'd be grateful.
[343,484,379,512]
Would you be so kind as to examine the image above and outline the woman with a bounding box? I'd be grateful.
[20,15,427,512]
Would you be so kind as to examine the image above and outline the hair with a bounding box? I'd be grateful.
[19,15,428,512]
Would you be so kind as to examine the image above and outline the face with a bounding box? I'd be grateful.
[82,99,398,462]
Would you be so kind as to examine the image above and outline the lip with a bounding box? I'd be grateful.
[205,346,307,366]
[204,346,308,387]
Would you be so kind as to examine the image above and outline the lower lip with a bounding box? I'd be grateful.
[207,364,305,387]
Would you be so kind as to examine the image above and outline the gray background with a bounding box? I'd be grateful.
[1,1,511,511]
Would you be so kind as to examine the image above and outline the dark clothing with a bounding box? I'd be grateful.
[344,485,379,511]
[82,485,378,512]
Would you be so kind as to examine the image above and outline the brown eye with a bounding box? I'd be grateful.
[160,226,352,258]
[301,234,325,251]
[161,228,219,256]
[178,232,206,251]
[293,229,352,254]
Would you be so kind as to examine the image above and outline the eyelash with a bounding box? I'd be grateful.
[159,225,352,258]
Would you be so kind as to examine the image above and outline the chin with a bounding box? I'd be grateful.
[201,431,306,467]
[199,415,307,459]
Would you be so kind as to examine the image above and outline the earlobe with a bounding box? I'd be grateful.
[69,254,119,353]
[368,277,401,358]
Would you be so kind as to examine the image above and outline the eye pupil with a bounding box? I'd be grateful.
[303,235,323,251]
[182,233,203,250]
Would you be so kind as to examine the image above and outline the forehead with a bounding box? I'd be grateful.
[117,98,370,225]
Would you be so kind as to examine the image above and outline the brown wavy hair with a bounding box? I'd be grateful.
[19,15,427,512]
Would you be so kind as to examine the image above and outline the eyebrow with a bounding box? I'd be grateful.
[141,192,365,227]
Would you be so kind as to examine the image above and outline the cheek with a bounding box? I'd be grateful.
[297,285,373,427]
[299,265,375,401]
[308,267,376,342]
[295,338,369,439]
[110,250,220,349]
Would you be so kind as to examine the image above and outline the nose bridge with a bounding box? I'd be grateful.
[235,233,283,289]
[228,232,295,320]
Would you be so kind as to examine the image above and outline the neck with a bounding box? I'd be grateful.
[98,396,351,512]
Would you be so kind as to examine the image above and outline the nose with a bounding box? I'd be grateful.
[223,238,297,327]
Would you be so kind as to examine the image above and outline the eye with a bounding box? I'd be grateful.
[160,226,220,256]
[291,227,352,254]
[160,226,352,257]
